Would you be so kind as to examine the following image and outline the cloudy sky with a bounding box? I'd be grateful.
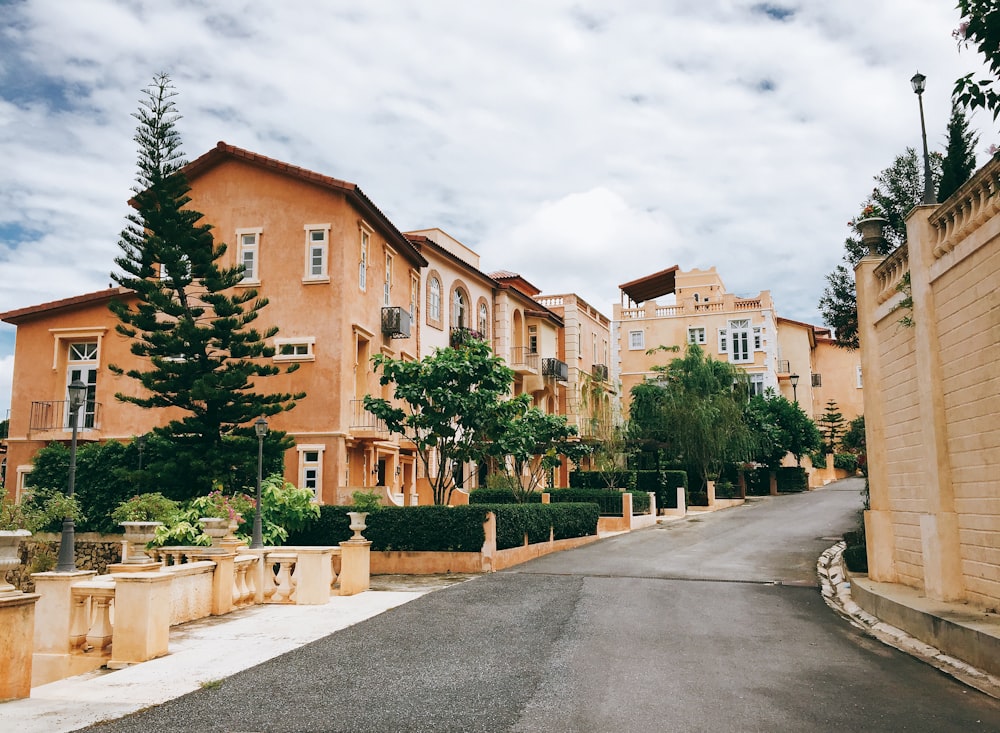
[1,0,996,414]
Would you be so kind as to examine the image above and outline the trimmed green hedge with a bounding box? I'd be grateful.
[468,489,542,504]
[286,505,489,552]
[776,467,808,493]
[834,454,859,473]
[569,470,638,492]
[287,502,599,553]
[547,488,650,515]
[633,469,688,509]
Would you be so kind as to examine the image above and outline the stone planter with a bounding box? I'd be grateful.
[347,511,369,541]
[199,517,230,546]
[0,530,31,595]
[120,521,163,564]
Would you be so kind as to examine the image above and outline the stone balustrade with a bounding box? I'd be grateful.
[21,542,363,692]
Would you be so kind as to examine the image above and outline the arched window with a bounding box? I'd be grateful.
[429,277,441,321]
[478,302,489,337]
[453,289,468,328]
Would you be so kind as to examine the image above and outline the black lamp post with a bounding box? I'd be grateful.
[790,373,800,404]
[910,72,937,205]
[250,416,268,549]
[55,379,87,573]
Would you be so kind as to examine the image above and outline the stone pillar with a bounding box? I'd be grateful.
[192,549,235,615]
[541,493,551,504]
[109,572,173,668]
[907,205,963,601]
[293,548,334,604]
[622,490,633,529]
[706,480,716,507]
[676,486,687,515]
[769,471,778,497]
[31,570,97,655]
[481,512,497,573]
[855,251,897,583]
[0,592,40,701]
[338,540,371,596]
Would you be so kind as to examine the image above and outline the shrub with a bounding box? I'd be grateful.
[842,545,868,573]
[776,467,808,493]
[569,470,637,491]
[483,503,598,549]
[834,453,859,473]
[469,488,542,504]
[843,529,866,548]
[111,493,181,524]
[547,488,649,515]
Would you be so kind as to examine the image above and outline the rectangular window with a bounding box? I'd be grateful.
[629,330,645,350]
[384,252,393,306]
[856,365,863,389]
[67,341,98,429]
[359,228,369,291]
[304,226,329,281]
[687,327,706,345]
[236,228,262,283]
[410,276,419,321]
[528,325,538,354]
[753,326,763,351]
[274,337,315,362]
[749,373,765,397]
[718,329,727,353]
[297,445,324,499]
[728,319,751,363]
[812,373,822,387]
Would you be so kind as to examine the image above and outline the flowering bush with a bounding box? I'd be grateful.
[191,489,254,525]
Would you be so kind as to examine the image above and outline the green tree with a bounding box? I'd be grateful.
[364,339,518,505]
[953,1,1000,120]
[938,103,980,201]
[745,392,822,468]
[0,418,8,439]
[817,400,846,453]
[483,402,590,502]
[109,74,302,498]
[628,344,757,492]
[820,149,942,349]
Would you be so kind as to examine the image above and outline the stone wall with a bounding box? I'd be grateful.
[856,154,1000,609]
[3,533,123,593]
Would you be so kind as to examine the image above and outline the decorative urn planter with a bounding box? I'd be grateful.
[199,517,230,546]
[347,511,369,541]
[0,529,31,595]
[120,521,163,564]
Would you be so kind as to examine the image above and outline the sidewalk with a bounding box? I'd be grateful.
[1,575,471,733]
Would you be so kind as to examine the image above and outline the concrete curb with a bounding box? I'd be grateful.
[817,542,1000,699]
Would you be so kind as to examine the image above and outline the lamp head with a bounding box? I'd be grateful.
[254,416,269,438]
[789,373,800,387]
[68,379,87,410]
[910,71,926,95]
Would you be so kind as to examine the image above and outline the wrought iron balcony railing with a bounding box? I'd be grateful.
[29,400,101,431]
[381,307,411,339]
[542,358,569,382]
[592,363,609,381]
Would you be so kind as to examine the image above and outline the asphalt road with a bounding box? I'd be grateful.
[77,480,1000,732]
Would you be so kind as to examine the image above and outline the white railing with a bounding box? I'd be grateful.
[70,579,115,654]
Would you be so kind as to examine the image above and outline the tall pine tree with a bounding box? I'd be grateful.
[110,74,304,499]
[937,103,979,201]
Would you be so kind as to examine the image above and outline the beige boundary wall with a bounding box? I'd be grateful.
[855,155,1000,610]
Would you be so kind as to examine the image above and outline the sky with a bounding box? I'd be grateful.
[1,0,997,415]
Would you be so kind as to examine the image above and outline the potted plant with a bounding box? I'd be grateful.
[0,490,83,593]
[111,493,180,563]
[192,489,254,546]
[347,489,382,541]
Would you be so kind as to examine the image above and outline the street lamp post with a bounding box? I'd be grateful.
[251,416,269,549]
[55,379,87,573]
[910,72,937,205]
[790,373,800,405]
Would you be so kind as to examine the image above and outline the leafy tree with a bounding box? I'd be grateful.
[0,418,8,439]
[817,400,846,453]
[109,74,302,498]
[953,1,1000,120]
[819,149,942,349]
[841,415,866,455]
[745,392,822,468]
[938,103,980,201]
[482,402,591,502]
[627,344,758,492]
[364,339,518,505]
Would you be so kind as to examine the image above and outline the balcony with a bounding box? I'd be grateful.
[509,347,539,374]
[349,399,387,437]
[777,360,791,374]
[450,326,484,348]
[381,307,411,339]
[542,358,569,382]
[30,400,101,432]
[592,363,609,382]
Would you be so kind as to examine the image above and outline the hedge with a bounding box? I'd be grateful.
[547,488,650,515]
[776,467,808,493]
[569,470,637,492]
[633,469,688,509]
[286,502,599,552]
[286,505,489,552]
[468,489,542,504]
[834,454,859,473]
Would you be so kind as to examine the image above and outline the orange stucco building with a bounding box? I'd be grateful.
[1,143,610,505]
